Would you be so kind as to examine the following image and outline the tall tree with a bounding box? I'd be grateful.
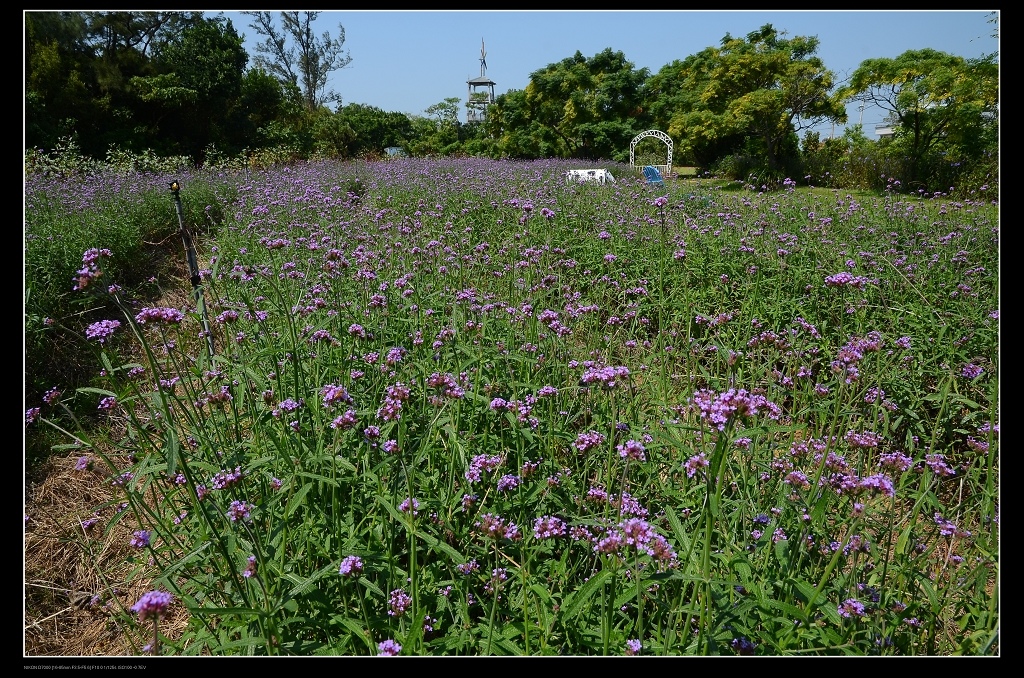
[83,11,200,59]
[131,15,248,160]
[335,103,414,156]
[82,11,202,101]
[25,11,95,150]
[25,11,206,156]
[486,89,545,159]
[647,24,846,172]
[242,11,352,112]
[840,49,998,187]
[225,68,292,152]
[407,98,463,157]
[523,48,649,161]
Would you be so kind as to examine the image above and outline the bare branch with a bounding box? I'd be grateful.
[243,10,351,111]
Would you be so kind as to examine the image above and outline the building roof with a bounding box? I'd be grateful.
[467,76,496,85]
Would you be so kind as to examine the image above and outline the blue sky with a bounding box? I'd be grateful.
[211,10,999,140]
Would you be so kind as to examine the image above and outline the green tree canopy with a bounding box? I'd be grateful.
[486,89,545,159]
[25,12,95,150]
[648,24,845,172]
[132,15,248,160]
[840,48,998,186]
[335,103,414,156]
[523,48,650,161]
[25,11,210,156]
[406,98,464,157]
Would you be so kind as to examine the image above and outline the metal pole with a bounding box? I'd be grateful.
[170,180,215,359]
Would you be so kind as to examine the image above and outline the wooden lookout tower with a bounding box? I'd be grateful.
[466,39,496,123]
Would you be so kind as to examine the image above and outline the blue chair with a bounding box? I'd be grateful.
[642,165,665,188]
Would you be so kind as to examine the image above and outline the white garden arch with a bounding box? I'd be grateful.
[629,130,673,177]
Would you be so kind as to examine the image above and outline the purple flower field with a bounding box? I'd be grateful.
[25,157,999,655]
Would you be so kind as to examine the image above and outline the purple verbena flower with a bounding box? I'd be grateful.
[533,515,567,539]
[130,530,150,549]
[330,409,358,430]
[85,319,121,343]
[731,637,756,655]
[617,439,646,461]
[465,454,503,483]
[838,598,866,618]
[339,555,364,577]
[961,363,984,379]
[272,398,302,418]
[858,473,895,497]
[925,453,956,477]
[387,589,412,617]
[496,474,521,492]
[134,307,185,324]
[321,384,353,408]
[573,430,606,454]
[227,500,252,522]
[684,452,709,478]
[474,513,520,541]
[457,559,480,575]
[131,590,173,621]
[377,639,401,656]
[580,365,630,390]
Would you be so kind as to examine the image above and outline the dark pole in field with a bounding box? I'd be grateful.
[170,180,215,359]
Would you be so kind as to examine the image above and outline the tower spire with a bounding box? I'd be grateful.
[467,38,495,124]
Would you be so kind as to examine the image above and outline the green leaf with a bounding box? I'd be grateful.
[819,601,842,626]
[774,538,791,570]
[75,387,117,397]
[663,507,696,568]
[918,574,940,611]
[164,426,180,476]
[208,636,269,652]
[895,524,912,556]
[357,575,385,599]
[490,634,525,655]
[186,605,265,617]
[285,482,313,518]
[284,561,338,597]
[332,617,375,653]
[790,578,818,605]
[559,568,611,620]
[946,394,981,409]
[163,542,213,578]
[765,598,807,620]
[613,587,638,609]
[375,494,407,525]
[732,557,753,587]
[294,471,341,486]
[416,530,466,563]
